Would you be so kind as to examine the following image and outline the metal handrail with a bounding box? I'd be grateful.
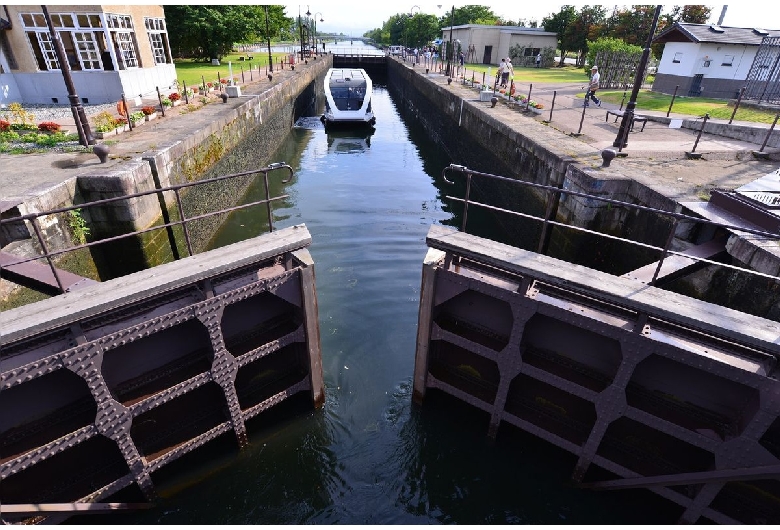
[441,164,780,286]
[0,163,294,294]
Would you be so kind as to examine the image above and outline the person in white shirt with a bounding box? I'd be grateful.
[585,65,601,107]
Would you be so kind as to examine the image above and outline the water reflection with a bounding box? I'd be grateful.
[327,128,374,154]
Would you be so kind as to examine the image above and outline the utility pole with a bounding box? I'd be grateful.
[612,5,662,149]
[42,4,93,146]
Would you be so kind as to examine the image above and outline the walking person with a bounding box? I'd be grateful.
[584,65,601,107]
[505,57,514,83]
[536,52,541,68]
[499,58,509,88]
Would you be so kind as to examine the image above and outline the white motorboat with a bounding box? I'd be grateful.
[321,68,375,129]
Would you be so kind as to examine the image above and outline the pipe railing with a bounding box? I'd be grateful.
[0,163,295,294]
[441,164,780,287]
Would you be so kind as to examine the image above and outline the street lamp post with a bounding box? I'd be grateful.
[42,5,93,146]
[306,7,312,58]
[264,5,273,72]
[613,5,662,149]
[445,5,455,77]
[314,12,323,55]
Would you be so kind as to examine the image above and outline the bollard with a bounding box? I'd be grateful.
[574,101,586,136]
[601,149,617,167]
[729,86,746,125]
[666,85,679,117]
[525,84,533,111]
[93,143,110,163]
[156,86,165,117]
[545,90,557,123]
[220,93,228,103]
[754,113,780,157]
[686,113,710,158]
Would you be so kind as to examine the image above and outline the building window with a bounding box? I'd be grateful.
[703,60,711,67]
[26,30,60,70]
[145,17,171,64]
[673,52,682,63]
[523,47,540,57]
[74,32,101,69]
[106,13,139,68]
[722,54,734,66]
[20,11,107,71]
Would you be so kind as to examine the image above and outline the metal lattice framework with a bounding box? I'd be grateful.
[593,50,646,90]
[745,36,780,105]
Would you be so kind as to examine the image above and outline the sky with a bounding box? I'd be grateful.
[281,2,779,37]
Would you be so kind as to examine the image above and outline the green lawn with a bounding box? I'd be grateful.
[173,51,289,89]
[460,63,778,124]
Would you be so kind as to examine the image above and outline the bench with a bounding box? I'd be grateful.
[605,109,648,132]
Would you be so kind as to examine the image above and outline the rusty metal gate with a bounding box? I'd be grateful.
[0,165,324,523]
[413,165,780,525]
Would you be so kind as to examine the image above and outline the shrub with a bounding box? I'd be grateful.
[169,92,181,101]
[0,119,9,132]
[141,106,156,115]
[130,111,145,123]
[37,121,61,132]
[161,97,172,107]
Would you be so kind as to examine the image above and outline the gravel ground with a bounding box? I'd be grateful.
[1,102,118,122]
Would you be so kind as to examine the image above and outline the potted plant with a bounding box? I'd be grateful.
[206,82,214,93]
[130,111,145,126]
[169,92,182,106]
[161,97,172,108]
[142,106,158,121]
[93,110,119,138]
[37,121,61,133]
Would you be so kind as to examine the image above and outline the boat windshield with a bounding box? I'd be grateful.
[331,85,366,111]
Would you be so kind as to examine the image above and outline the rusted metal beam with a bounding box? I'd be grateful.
[0,250,98,294]
[0,502,152,515]
[578,464,780,491]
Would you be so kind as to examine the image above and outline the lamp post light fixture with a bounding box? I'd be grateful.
[613,5,662,150]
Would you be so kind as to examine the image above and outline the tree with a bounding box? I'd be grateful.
[440,5,499,27]
[164,5,290,60]
[604,5,662,47]
[542,6,578,66]
[562,5,608,67]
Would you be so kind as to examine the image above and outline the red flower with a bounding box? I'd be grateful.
[220,78,227,84]
[0,119,10,132]
[141,106,156,115]
[169,92,181,101]
[37,121,61,132]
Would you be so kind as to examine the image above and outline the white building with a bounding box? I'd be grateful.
[652,22,780,99]
[440,24,557,67]
[0,5,176,106]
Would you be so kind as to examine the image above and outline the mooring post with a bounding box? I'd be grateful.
[156,86,165,117]
[729,86,746,124]
[545,90,557,122]
[686,113,710,158]
[525,84,532,111]
[666,85,679,117]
